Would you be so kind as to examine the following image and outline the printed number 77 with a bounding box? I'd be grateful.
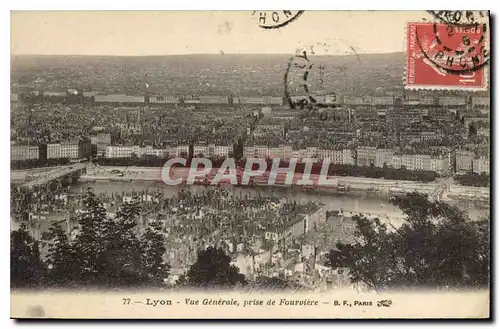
[123,298,131,305]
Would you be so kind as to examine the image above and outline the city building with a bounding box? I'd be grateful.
[356,146,377,167]
[82,91,104,97]
[344,96,371,106]
[456,150,474,173]
[243,146,256,159]
[268,147,281,159]
[60,139,92,159]
[176,145,189,157]
[439,96,466,107]
[90,133,112,157]
[414,154,431,171]
[375,149,395,168]
[214,145,231,157]
[342,149,355,165]
[472,96,489,107]
[280,145,293,160]
[256,145,270,158]
[391,154,403,169]
[420,97,435,105]
[43,91,66,97]
[237,97,265,105]
[401,154,414,170]
[94,94,145,104]
[47,140,91,160]
[11,144,39,161]
[263,96,284,106]
[430,155,450,175]
[149,95,180,104]
[193,145,209,157]
[261,107,272,116]
[198,96,230,104]
[478,128,490,137]
[473,157,490,175]
[306,147,319,158]
[47,143,62,159]
[372,97,393,106]
[105,145,141,158]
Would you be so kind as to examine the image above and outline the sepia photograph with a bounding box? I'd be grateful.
[9,10,491,319]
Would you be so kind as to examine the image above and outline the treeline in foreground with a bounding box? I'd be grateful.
[11,189,246,290]
[327,192,490,290]
[11,191,489,291]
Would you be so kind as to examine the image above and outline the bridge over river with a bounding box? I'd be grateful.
[21,163,87,190]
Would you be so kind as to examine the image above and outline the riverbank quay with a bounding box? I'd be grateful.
[79,166,490,204]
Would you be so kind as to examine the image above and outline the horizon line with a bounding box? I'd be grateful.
[11,51,404,57]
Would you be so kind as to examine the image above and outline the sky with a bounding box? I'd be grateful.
[11,11,429,56]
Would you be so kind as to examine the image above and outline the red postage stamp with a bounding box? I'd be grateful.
[405,21,489,90]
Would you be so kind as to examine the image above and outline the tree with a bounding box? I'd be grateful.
[454,172,490,187]
[11,225,46,288]
[177,246,246,289]
[70,189,110,284]
[45,223,75,287]
[43,189,170,288]
[327,192,490,291]
[139,223,171,286]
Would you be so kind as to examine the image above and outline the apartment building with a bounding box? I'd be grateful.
[473,157,490,175]
[243,146,256,159]
[48,140,92,159]
[375,149,395,168]
[439,96,466,107]
[391,154,403,169]
[90,133,112,157]
[11,144,39,161]
[105,145,141,158]
[430,155,450,175]
[414,154,432,171]
[47,143,62,159]
[342,149,355,165]
[256,145,270,158]
[237,97,265,105]
[198,96,230,104]
[306,147,319,158]
[356,146,377,167]
[472,96,490,107]
[262,96,283,105]
[104,145,168,158]
[456,150,474,173]
[268,147,281,159]
[372,97,393,106]
[176,145,189,157]
[94,94,145,104]
[280,145,293,160]
[193,145,209,157]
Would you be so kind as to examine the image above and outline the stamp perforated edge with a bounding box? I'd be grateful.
[403,17,490,92]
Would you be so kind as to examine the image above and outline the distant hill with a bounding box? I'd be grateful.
[11,53,406,97]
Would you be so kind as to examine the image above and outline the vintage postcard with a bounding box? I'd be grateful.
[10,10,490,319]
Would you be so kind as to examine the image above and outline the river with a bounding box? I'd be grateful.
[70,181,489,221]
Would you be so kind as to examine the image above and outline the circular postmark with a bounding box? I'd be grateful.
[426,10,489,27]
[252,10,304,29]
[416,11,490,75]
[284,38,360,120]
